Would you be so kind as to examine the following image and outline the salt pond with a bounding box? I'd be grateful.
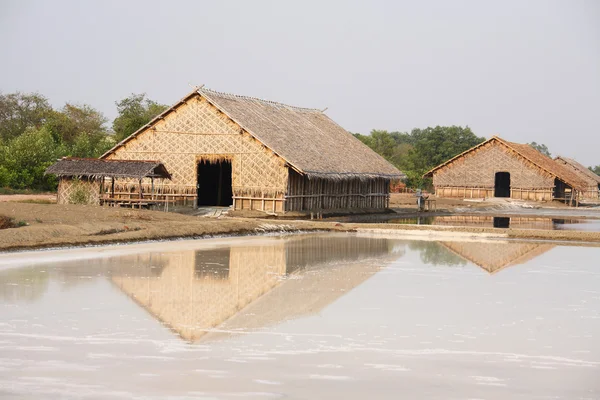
[0,233,599,399]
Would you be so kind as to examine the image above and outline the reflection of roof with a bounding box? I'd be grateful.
[110,235,400,342]
[424,136,587,191]
[202,261,381,342]
[440,241,554,274]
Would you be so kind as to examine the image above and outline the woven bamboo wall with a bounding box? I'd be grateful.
[111,244,287,342]
[433,141,555,200]
[57,178,100,205]
[106,96,288,209]
[286,171,390,211]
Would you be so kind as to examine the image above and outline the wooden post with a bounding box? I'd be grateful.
[139,178,143,208]
[111,177,115,201]
[151,177,155,200]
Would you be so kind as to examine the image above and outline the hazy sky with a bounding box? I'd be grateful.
[1,0,599,165]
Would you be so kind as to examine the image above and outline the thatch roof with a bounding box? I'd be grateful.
[424,136,587,191]
[45,157,171,179]
[555,156,600,185]
[102,87,404,181]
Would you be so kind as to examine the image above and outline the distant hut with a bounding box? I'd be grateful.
[554,156,600,200]
[424,136,587,204]
[101,87,404,213]
[45,158,171,205]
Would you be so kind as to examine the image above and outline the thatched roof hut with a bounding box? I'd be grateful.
[101,87,404,212]
[554,156,600,199]
[424,136,587,203]
[45,157,171,205]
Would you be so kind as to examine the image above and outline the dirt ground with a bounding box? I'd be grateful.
[0,194,56,203]
[1,200,600,252]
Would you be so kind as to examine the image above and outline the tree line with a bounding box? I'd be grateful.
[0,92,167,191]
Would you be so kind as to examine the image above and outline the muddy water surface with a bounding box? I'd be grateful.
[0,234,599,399]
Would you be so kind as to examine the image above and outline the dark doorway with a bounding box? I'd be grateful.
[197,160,233,206]
[494,172,511,198]
[493,217,510,228]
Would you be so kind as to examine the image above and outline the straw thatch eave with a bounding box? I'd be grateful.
[555,156,600,185]
[45,157,172,180]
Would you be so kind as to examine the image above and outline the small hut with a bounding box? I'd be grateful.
[554,156,600,200]
[46,157,171,205]
[424,136,587,204]
[101,87,404,213]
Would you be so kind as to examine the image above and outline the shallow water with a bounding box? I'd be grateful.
[1,234,599,399]
[361,214,600,231]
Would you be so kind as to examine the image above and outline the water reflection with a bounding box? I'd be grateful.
[386,215,599,231]
[0,235,402,341]
[110,236,401,342]
[408,241,467,267]
[438,241,554,273]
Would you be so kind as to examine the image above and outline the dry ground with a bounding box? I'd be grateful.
[1,201,600,252]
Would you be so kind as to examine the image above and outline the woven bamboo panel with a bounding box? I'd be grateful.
[57,178,100,205]
[111,243,287,342]
[433,141,554,189]
[107,96,287,197]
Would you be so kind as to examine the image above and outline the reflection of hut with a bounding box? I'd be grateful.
[554,156,600,200]
[440,241,554,274]
[110,236,399,341]
[45,157,171,205]
[424,136,587,204]
[101,87,404,212]
[430,215,556,230]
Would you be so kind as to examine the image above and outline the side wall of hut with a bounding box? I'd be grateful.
[57,178,101,205]
[286,170,390,211]
[106,95,288,212]
[432,141,556,200]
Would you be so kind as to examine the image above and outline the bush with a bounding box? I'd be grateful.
[68,180,92,204]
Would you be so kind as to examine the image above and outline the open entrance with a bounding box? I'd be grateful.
[494,172,511,198]
[196,160,233,207]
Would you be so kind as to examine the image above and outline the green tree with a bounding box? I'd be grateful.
[112,94,168,142]
[590,165,600,176]
[0,92,53,141]
[45,103,108,145]
[0,127,64,190]
[354,126,484,188]
[528,142,551,157]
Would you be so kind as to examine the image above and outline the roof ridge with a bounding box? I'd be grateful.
[198,87,323,113]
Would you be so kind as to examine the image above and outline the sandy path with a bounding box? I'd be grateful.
[0,194,56,203]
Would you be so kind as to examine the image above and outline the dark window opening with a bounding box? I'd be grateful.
[494,172,511,198]
[194,249,231,279]
[197,160,233,207]
[493,217,510,228]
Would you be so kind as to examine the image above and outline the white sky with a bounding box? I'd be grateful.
[1,0,598,165]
